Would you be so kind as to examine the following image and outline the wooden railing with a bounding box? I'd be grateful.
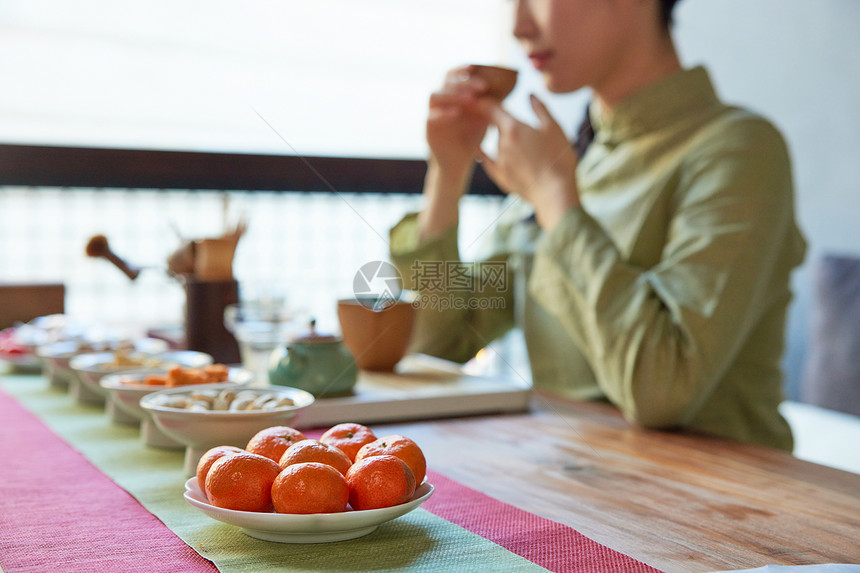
[0,144,502,195]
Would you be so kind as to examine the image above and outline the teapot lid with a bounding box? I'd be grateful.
[293,319,340,343]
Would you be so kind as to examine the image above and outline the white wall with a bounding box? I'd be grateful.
[0,0,507,158]
[673,0,860,398]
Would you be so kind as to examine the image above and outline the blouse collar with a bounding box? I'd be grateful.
[589,66,720,145]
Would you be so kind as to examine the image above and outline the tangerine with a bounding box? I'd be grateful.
[205,452,281,512]
[278,439,352,476]
[245,426,307,462]
[355,434,426,485]
[319,422,376,462]
[345,454,416,510]
[196,445,244,495]
[271,462,349,514]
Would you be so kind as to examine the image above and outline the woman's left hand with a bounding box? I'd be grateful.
[478,94,580,231]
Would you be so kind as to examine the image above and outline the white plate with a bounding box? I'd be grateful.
[183,477,434,543]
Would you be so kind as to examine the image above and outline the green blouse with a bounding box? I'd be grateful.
[390,67,806,451]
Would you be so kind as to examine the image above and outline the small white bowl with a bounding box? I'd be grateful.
[14,314,89,355]
[38,338,168,391]
[140,383,315,476]
[69,349,212,406]
[100,366,254,449]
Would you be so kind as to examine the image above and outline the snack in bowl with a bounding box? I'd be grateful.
[139,384,315,476]
[184,422,433,542]
[138,363,230,387]
[38,337,168,390]
[100,365,252,444]
[147,388,296,412]
[70,349,212,406]
[104,346,164,367]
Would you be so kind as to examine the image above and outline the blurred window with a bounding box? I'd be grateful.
[0,0,511,158]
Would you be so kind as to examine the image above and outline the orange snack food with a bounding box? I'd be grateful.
[271,462,349,514]
[355,434,426,485]
[245,426,308,463]
[319,422,376,462]
[345,454,416,511]
[196,445,245,496]
[278,439,352,476]
[205,452,281,512]
[139,363,230,387]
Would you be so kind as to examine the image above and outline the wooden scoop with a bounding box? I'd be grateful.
[85,235,141,280]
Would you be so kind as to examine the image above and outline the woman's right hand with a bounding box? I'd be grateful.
[426,65,493,175]
[418,66,494,241]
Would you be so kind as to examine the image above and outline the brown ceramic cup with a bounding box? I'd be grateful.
[337,298,416,372]
[467,65,518,101]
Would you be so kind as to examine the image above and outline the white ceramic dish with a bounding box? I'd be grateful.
[0,350,42,373]
[69,349,211,406]
[140,383,315,476]
[99,366,254,447]
[183,477,434,543]
[39,338,168,391]
[13,314,89,353]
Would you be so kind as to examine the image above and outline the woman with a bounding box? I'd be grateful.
[389,0,806,450]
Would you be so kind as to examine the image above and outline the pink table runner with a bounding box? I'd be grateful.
[1,384,661,572]
[422,471,659,573]
[0,385,216,572]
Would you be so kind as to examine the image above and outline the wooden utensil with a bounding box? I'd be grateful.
[85,235,141,280]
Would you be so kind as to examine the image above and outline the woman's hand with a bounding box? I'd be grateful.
[419,66,497,240]
[479,95,581,231]
[426,66,496,175]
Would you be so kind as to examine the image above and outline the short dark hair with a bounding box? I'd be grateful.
[659,0,681,28]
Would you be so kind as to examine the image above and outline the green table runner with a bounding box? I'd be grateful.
[1,375,549,572]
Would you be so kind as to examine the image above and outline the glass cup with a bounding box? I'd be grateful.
[223,299,298,384]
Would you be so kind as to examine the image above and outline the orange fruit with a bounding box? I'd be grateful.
[245,426,307,462]
[278,439,353,476]
[196,445,244,495]
[205,452,281,512]
[355,434,426,485]
[319,422,376,462]
[345,454,416,510]
[272,462,349,514]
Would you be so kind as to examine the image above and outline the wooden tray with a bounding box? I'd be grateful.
[294,354,532,429]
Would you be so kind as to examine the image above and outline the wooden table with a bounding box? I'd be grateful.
[2,367,858,573]
[376,391,860,573]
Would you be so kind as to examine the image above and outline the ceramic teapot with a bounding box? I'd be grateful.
[268,320,357,397]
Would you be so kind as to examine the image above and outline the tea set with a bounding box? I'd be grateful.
[267,298,416,398]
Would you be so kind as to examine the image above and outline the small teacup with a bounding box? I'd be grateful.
[337,298,415,372]
[467,64,518,101]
